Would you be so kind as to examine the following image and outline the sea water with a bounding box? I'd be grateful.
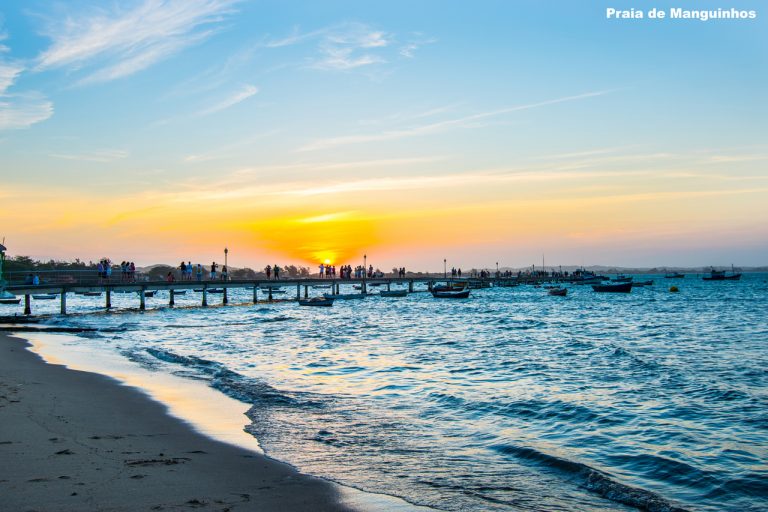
[7,274,768,511]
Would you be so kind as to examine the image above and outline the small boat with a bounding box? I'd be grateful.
[83,291,102,297]
[323,293,367,300]
[664,272,685,279]
[33,294,57,300]
[0,297,21,305]
[611,275,633,283]
[144,290,157,298]
[299,297,334,307]
[171,290,187,295]
[631,280,654,287]
[432,289,471,299]
[592,282,632,293]
[573,277,603,285]
[703,267,741,281]
[311,284,332,289]
[432,283,467,292]
[548,287,567,296]
[261,288,286,295]
[380,289,407,297]
[207,288,225,294]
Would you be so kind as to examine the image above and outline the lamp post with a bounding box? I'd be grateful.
[224,247,228,279]
[496,261,499,278]
[444,258,447,279]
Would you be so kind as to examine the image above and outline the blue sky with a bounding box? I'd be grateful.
[1,1,766,268]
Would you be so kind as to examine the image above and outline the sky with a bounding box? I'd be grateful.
[1,0,766,270]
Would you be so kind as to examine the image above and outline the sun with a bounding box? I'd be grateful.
[323,258,331,265]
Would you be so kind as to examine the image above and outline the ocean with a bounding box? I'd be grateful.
[7,274,768,511]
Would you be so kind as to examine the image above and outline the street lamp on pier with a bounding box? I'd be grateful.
[443,258,447,279]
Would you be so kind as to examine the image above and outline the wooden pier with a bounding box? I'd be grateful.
[4,277,500,316]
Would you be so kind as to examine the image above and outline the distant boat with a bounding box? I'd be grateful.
[299,297,334,307]
[548,287,567,296]
[144,290,157,297]
[172,290,187,295]
[703,266,741,281]
[611,275,633,283]
[207,288,225,294]
[323,293,367,300]
[574,277,603,285]
[33,294,57,300]
[631,280,654,287]
[0,297,21,305]
[592,282,632,293]
[432,283,467,292]
[432,288,471,299]
[664,272,685,279]
[311,284,332,289]
[380,289,407,297]
[82,291,102,297]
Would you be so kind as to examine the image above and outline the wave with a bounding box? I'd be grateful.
[144,347,321,409]
[492,444,690,512]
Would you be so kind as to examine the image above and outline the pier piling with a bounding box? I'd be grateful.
[223,288,228,305]
[60,292,67,315]
[106,289,111,309]
[304,285,308,298]
[24,294,31,315]
[139,288,146,311]
[202,287,208,307]
[169,289,175,307]
[252,286,258,304]
[296,284,301,300]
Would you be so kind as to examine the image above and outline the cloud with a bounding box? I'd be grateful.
[0,62,23,95]
[0,92,54,130]
[196,83,258,116]
[300,90,611,151]
[36,0,240,84]
[399,34,437,58]
[49,149,129,162]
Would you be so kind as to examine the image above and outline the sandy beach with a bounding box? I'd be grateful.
[0,332,352,512]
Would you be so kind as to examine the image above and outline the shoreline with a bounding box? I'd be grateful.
[0,331,353,512]
[0,330,433,512]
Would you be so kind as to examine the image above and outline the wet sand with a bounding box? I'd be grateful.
[0,332,352,511]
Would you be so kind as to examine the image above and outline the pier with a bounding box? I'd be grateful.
[5,276,505,315]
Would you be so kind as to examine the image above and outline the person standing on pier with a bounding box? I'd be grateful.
[319,263,325,278]
[196,264,203,282]
[265,265,271,279]
[273,265,280,280]
[180,261,186,280]
[210,262,217,280]
[221,265,228,281]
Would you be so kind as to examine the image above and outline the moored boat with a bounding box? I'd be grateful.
[664,272,685,279]
[323,293,367,300]
[32,294,57,300]
[592,282,632,293]
[432,288,471,298]
[380,289,407,297]
[0,297,21,305]
[299,297,334,307]
[703,267,741,281]
[548,287,567,296]
[631,280,654,287]
[611,274,633,283]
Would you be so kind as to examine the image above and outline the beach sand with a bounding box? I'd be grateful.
[0,332,352,511]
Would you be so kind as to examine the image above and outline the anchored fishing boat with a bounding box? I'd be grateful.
[380,289,408,297]
[431,288,470,298]
[299,297,334,307]
[592,282,632,293]
[703,266,741,281]
[548,287,567,296]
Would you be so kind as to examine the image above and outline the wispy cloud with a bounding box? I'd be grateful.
[36,0,240,84]
[300,90,611,151]
[399,34,437,58]
[49,149,129,162]
[196,83,258,116]
[1,34,53,130]
[184,128,280,162]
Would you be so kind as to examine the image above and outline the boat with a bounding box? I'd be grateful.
[207,288,225,294]
[573,277,603,285]
[592,282,632,293]
[432,282,467,292]
[631,280,654,287]
[611,274,633,283]
[548,287,567,296]
[323,293,367,300]
[431,288,471,299]
[171,290,187,295]
[83,291,102,297]
[664,272,685,279]
[0,297,20,305]
[299,297,334,307]
[311,284,332,289]
[702,266,741,281]
[144,290,157,297]
[380,289,407,297]
[33,294,57,300]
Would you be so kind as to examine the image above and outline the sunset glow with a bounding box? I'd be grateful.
[0,1,766,269]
